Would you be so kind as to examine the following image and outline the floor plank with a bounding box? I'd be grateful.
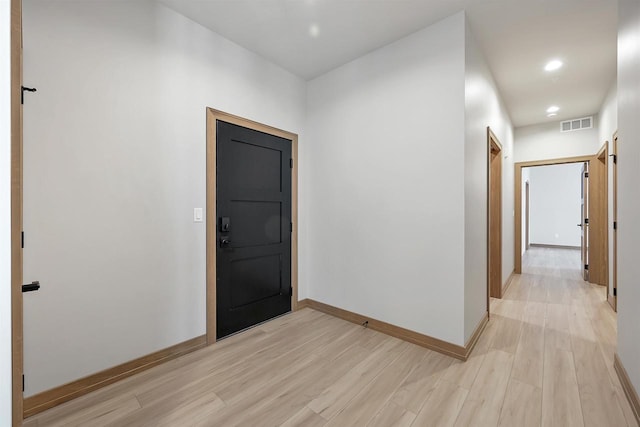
[453,349,514,427]
[412,379,468,427]
[324,344,424,426]
[368,401,416,427]
[306,338,406,420]
[280,407,327,427]
[498,379,542,427]
[390,349,452,413]
[541,347,584,427]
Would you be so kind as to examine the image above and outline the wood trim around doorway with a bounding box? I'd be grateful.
[525,181,530,250]
[206,108,299,345]
[487,127,503,300]
[589,143,609,286]
[11,0,24,425]
[514,155,594,274]
[610,132,618,311]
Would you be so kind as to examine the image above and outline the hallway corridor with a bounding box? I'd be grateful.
[23,248,636,427]
[474,246,636,426]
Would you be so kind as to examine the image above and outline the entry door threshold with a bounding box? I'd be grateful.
[216,310,293,341]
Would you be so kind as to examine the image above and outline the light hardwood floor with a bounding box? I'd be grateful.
[24,247,637,426]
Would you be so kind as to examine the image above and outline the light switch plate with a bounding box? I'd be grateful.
[194,208,203,222]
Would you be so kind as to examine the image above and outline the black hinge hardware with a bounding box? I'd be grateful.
[22,375,24,392]
[22,281,40,293]
[614,221,617,230]
[21,86,37,104]
[289,158,293,168]
[585,264,589,271]
[610,153,617,164]
[289,287,293,296]
[585,218,589,225]
[290,222,293,232]
[614,288,617,296]
[584,172,589,178]
[21,231,24,249]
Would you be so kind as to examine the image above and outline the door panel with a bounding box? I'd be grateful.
[226,141,282,192]
[581,163,589,281]
[216,121,292,339]
[229,201,282,247]
[230,254,282,308]
[11,0,25,422]
[588,149,608,286]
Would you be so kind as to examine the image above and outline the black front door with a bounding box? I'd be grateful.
[216,120,292,339]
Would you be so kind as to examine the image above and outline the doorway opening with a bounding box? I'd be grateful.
[520,162,585,277]
[514,150,608,290]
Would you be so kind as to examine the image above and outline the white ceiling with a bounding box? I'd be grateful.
[159,0,617,127]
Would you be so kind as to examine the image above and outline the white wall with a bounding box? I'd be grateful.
[514,119,601,163]
[464,19,514,342]
[599,84,618,146]
[598,84,617,299]
[0,0,13,424]
[306,13,467,345]
[521,167,530,255]
[616,0,640,401]
[22,0,306,395]
[528,164,583,247]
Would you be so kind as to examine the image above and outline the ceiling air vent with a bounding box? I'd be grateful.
[561,116,593,132]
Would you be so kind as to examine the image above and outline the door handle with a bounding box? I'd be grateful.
[577,223,582,227]
[22,281,40,293]
[220,238,231,248]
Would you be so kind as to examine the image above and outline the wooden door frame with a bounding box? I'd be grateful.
[525,181,530,250]
[487,127,502,302]
[610,131,618,311]
[514,155,594,274]
[206,108,299,345]
[10,0,24,424]
[592,142,609,286]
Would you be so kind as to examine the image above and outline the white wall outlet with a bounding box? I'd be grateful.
[194,208,203,222]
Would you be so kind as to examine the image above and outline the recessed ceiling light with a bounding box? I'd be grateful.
[309,24,320,38]
[544,59,563,72]
[546,105,560,113]
[547,113,557,118]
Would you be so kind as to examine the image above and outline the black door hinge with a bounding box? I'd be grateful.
[21,86,37,104]
[610,154,617,164]
[21,231,24,248]
[22,281,40,293]
[614,288,617,296]
[289,287,293,296]
[290,222,293,233]
[22,374,24,392]
[585,218,589,225]
[289,158,293,169]
[584,172,589,178]
[585,264,589,271]
[614,221,617,230]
